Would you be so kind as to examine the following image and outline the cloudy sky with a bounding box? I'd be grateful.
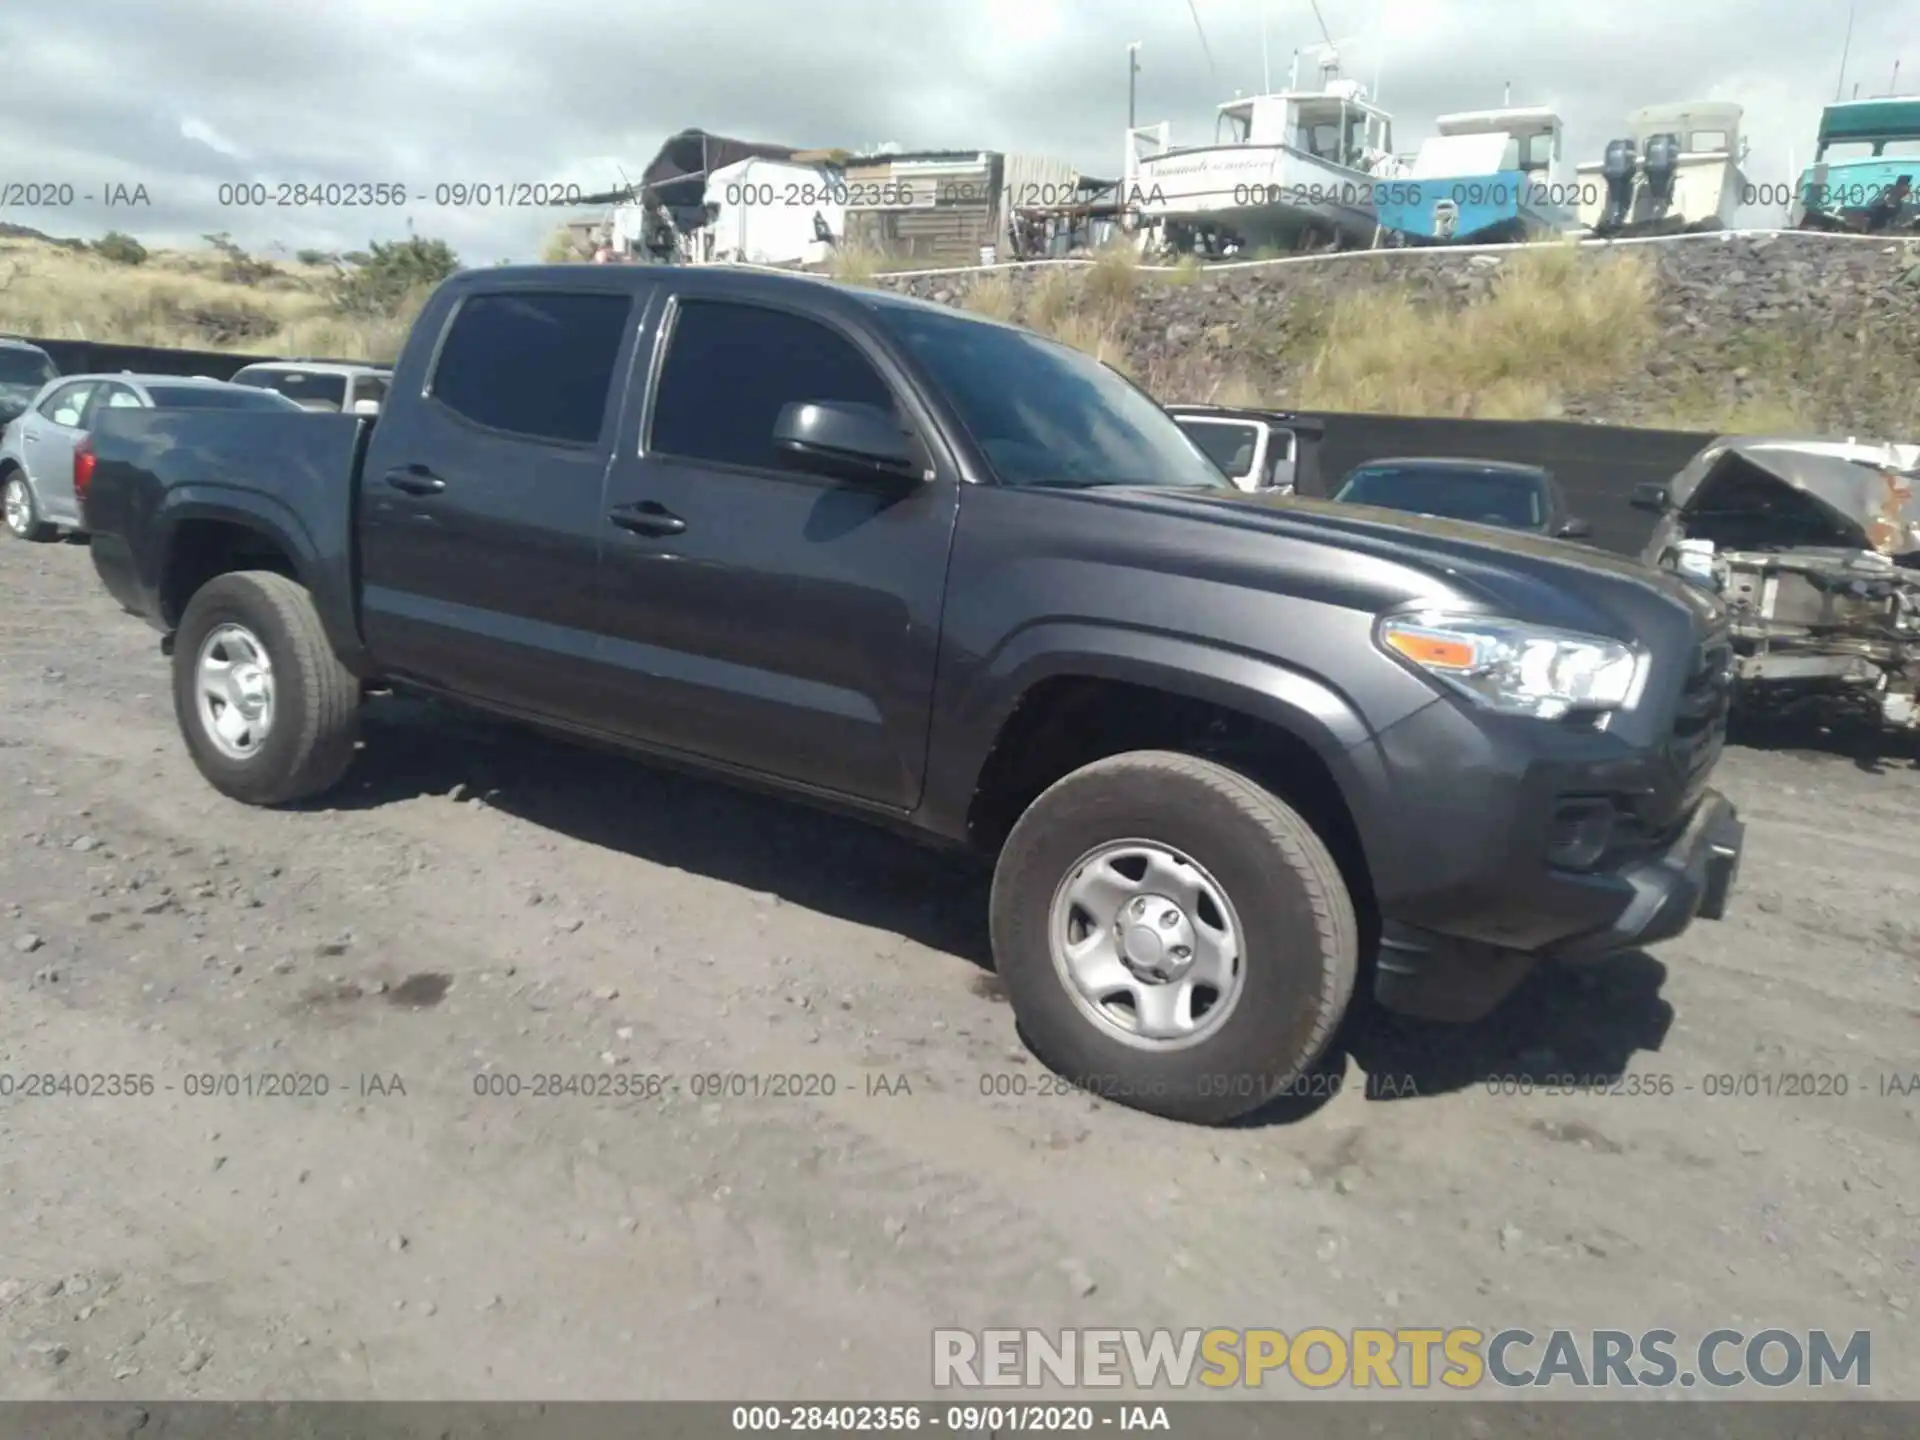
[0,0,1908,264]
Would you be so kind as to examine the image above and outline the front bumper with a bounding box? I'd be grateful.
[1548,788,1742,959]
[1370,789,1742,1021]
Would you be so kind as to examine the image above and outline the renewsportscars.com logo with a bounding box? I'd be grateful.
[932,1327,1873,1391]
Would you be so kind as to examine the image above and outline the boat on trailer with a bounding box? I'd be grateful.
[1373,104,1580,246]
[1792,96,1920,233]
[1573,101,1749,236]
[1123,45,1403,256]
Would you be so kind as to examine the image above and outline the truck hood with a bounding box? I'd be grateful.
[1666,438,1920,556]
[1064,484,1720,639]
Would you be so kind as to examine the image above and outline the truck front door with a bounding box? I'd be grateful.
[592,289,959,810]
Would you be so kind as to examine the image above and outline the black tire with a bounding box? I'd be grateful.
[989,750,1358,1124]
[172,570,360,806]
[3,471,58,542]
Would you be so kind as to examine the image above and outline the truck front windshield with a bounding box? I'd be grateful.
[874,304,1229,491]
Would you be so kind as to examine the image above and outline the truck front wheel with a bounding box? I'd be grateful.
[989,751,1358,1124]
[172,570,360,806]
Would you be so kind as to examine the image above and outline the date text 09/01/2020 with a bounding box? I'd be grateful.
[213,182,591,209]
[1231,180,1601,209]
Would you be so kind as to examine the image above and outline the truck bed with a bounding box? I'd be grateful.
[86,408,369,651]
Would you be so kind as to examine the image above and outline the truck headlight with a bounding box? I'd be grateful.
[1375,610,1647,720]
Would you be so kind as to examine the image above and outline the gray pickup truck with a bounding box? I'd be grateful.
[80,264,1744,1123]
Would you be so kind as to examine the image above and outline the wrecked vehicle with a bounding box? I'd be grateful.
[1634,437,1920,728]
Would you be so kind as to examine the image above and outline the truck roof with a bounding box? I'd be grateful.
[231,360,391,376]
[1166,403,1324,430]
[450,263,1025,331]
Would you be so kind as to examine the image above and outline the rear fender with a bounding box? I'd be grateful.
[152,486,369,674]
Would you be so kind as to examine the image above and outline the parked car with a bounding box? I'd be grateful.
[81,265,1743,1124]
[0,338,59,428]
[226,360,391,415]
[1330,457,1592,540]
[1166,404,1324,495]
[1,373,301,541]
[1633,435,1920,729]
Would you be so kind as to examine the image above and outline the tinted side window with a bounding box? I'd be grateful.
[431,291,632,444]
[650,299,894,470]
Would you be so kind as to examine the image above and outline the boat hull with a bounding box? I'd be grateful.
[1374,171,1580,244]
[1129,144,1384,247]
[1792,158,1920,232]
[1573,155,1744,231]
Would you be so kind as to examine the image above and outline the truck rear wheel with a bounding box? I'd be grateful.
[989,751,1357,1124]
[172,571,360,806]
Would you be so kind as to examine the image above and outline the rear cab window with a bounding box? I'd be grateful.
[428,290,634,445]
[231,367,350,411]
[1175,419,1262,481]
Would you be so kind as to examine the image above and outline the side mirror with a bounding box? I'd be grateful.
[1556,517,1593,539]
[350,398,381,416]
[773,401,921,484]
[1630,483,1670,513]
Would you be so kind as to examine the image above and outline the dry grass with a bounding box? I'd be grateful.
[0,237,427,361]
[1294,243,1659,418]
[931,242,1669,418]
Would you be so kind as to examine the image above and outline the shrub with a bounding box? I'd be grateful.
[92,232,147,266]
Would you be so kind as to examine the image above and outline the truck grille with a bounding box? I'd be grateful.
[1668,630,1733,811]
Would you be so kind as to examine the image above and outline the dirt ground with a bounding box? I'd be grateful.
[0,535,1915,1403]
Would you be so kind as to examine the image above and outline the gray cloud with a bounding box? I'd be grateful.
[0,0,1907,263]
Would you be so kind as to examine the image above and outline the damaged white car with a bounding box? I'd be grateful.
[1633,436,1920,729]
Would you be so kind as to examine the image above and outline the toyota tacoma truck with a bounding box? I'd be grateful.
[80,264,1744,1124]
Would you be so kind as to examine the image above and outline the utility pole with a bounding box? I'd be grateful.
[1128,42,1141,129]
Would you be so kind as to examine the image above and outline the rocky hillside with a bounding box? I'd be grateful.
[873,232,1920,435]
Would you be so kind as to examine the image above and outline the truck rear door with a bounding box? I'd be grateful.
[590,282,960,810]
[356,283,643,725]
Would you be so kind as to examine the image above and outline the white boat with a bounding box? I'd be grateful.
[1123,45,1402,254]
[1574,101,1749,234]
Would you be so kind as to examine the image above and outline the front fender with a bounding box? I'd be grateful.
[151,486,368,674]
[918,619,1389,843]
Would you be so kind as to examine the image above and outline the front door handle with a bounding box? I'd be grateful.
[384,465,446,496]
[608,500,686,537]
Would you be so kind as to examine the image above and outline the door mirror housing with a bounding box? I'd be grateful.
[350,398,382,416]
[773,401,922,484]
[1555,516,1593,539]
[1630,482,1671,513]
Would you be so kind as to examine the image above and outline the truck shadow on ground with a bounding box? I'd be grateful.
[326,693,1679,1122]
[329,693,998,968]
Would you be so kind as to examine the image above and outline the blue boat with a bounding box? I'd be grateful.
[1372,106,1577,246]
[1793,97,1920,233]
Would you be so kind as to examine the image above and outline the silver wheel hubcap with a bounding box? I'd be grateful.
[195,623,276,760]
[3,478,29,534]
[1047,840,1245,1049]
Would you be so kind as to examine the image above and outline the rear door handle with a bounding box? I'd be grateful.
[384,465,446,496]
[608,500,686,537]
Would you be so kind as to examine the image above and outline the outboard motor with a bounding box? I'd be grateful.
[1599,138,1638,229]
[1643,132,1682,220]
